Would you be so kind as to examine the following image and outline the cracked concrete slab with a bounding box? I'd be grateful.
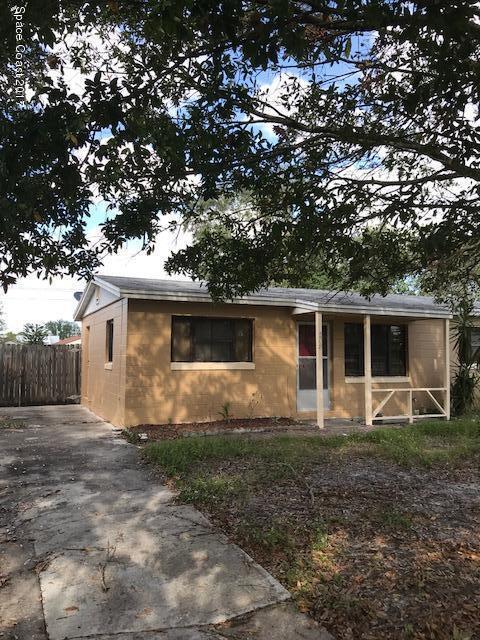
[0,405,331,640]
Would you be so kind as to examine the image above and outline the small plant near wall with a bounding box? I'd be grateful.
[247,391,262,419]
[451,301,480,416]
[219,402,232,421]
[122,428,140,444]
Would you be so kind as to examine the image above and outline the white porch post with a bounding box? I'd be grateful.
[315,311,324,429]
[445,318,451,420]
[364,315,373,426]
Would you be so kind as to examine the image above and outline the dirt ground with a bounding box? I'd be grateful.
[125,417,392,441]
[185,451,480,640]
[126,417,305,440]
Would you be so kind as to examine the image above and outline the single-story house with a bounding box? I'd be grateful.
[74,274,457,428]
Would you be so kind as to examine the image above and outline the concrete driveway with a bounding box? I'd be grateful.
[0,405,331,640]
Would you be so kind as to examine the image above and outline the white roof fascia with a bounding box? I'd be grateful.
[73,276,122,320]
[73,281,95,321]
[75,279,452,320]
[93,276,122,296]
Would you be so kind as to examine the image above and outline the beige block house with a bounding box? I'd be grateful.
[74,275,453,427]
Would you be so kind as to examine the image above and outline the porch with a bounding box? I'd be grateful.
[293,309,451,428]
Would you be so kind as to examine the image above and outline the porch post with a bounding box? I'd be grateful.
[445,317,451,420]
[364,315,373,426]
[315,311,324,429]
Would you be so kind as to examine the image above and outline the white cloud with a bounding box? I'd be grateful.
[1,223,191,333]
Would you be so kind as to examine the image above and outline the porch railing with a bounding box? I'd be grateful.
[372,387,448,424]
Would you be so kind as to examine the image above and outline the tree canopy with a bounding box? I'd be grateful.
[1,1,479,297]
[19,323,48,344]
[44,319,80,339]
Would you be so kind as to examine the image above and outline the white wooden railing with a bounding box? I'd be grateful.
[372,387,448,423]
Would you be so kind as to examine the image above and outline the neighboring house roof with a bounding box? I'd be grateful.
[74,274,455,320]
[53,335,82,345]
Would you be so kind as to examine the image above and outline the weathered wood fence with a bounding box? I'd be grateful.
[0,344,81,406]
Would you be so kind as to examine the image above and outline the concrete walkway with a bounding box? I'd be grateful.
[0,405,331,640]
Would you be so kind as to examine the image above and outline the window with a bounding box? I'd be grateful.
[469,327,480,362]
[106,319,114,363]
[344,323,407,377]
[171,316,253,362]
[344,323,364,376]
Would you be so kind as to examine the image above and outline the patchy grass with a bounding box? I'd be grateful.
[143,418,480,639]
[144,417,480,475]
[0,418,26,429]
[177,474,248,506]
[373,507,413,530]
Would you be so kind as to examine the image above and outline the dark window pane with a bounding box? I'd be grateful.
[106,319,114,363]
[371,325,387,376]
[388,325,407,375]
[234,319,252,361]
[470,328,480,362]
[194,318,211,342]
[212,319,233,341]
[209,320,233,361]
[171,317,191,361]
[345,322,407,377]
[299,324,316,357]
[323,357,328,389]
[299,358,316,389]
[171,316,253,363]
[371,324,406,376]
[194,341,211,361]
[193,319,214,361]
[344,323,364,376]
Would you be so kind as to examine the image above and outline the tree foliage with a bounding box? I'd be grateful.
[1,1,479,297]
[19,323,48,344]
[190,193,424,293]
[0,331,17,344]
[450,300,480,415]
[44,319,80,339]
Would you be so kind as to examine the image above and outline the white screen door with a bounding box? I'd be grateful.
[297,322,329,412]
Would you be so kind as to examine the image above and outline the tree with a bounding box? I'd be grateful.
[19,323,48,345]
[44,320,80,340]
[190,194,424,293]
[0,302,5,334]
[1,1,479,297]
[0,331,17,344]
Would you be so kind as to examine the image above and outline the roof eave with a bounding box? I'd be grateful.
[73,276,122,321]
[113,288,452,319]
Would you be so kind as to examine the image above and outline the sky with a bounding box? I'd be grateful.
[0,223,190,333]
[0,25,368,335]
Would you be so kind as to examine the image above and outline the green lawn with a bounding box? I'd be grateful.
[142,418,480,640]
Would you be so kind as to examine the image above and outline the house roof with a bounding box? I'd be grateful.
[53,335,82,345]
[74,274,454,320]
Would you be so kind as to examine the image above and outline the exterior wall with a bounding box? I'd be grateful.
[81,299,128,426]
[81,294,449,426]
[83,284,119,316]
[124,300,297,425]
[325,317,447,420]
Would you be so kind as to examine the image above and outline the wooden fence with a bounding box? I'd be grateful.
[0,344,81,406]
